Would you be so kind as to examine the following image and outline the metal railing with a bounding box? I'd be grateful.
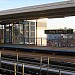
[0,51,75,75]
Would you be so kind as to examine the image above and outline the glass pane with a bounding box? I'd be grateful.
[26,32,29,37]
[26,21,29,26]
[31,26,35,31]
[31,32,35,37]
[31,22,35,25]
[26,26,29,31]
[31,38,35,42]
[25,38,29,42]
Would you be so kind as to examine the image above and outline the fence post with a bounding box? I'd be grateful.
[14,63,17,75]
[17,53,18,71]
[59,69,61,75]
[22,63,24,75]
[40,56,42,75]
[0,52,1,67]
[17,53,18,62]
[47,57,49,75]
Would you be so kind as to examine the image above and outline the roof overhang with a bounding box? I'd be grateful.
[0,0,75,24]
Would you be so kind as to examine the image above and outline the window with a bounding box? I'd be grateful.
[31,25,35,31]
[31,22,35,25]
[26,26,29,31]
[31,32,35,37]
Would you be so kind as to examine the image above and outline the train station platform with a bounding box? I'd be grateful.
[0,44,75,56]
[0,44,75,50]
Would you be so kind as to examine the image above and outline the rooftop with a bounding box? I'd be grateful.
[0,0,75,24]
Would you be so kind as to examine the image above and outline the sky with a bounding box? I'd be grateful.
[0,0,67,10]
[0,0,75,30]
[47,16,75,30]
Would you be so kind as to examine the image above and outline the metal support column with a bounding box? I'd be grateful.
[41,38,42,45]
[47,57,50,75]
[29,21,31,45]
[0,52,1,67]
[19,21,21,44]
[36,19,37,46]
[4,25,6,43]
[12,22,14,43]
[17,53,18,71]
[9,24,10,43]
[59,69,61,75]
[2,25,4,43]
[23,21,25,44]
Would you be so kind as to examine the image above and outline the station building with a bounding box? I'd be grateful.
[0,19,47,45]
[0,0,75,46]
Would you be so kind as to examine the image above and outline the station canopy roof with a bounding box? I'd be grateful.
[0,0,75,24]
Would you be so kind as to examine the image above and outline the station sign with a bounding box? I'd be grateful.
[45,29,73,34]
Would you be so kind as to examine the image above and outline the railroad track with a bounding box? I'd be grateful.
[0,48,75,75]
[0,49,75,63]
[1,50,75,71]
